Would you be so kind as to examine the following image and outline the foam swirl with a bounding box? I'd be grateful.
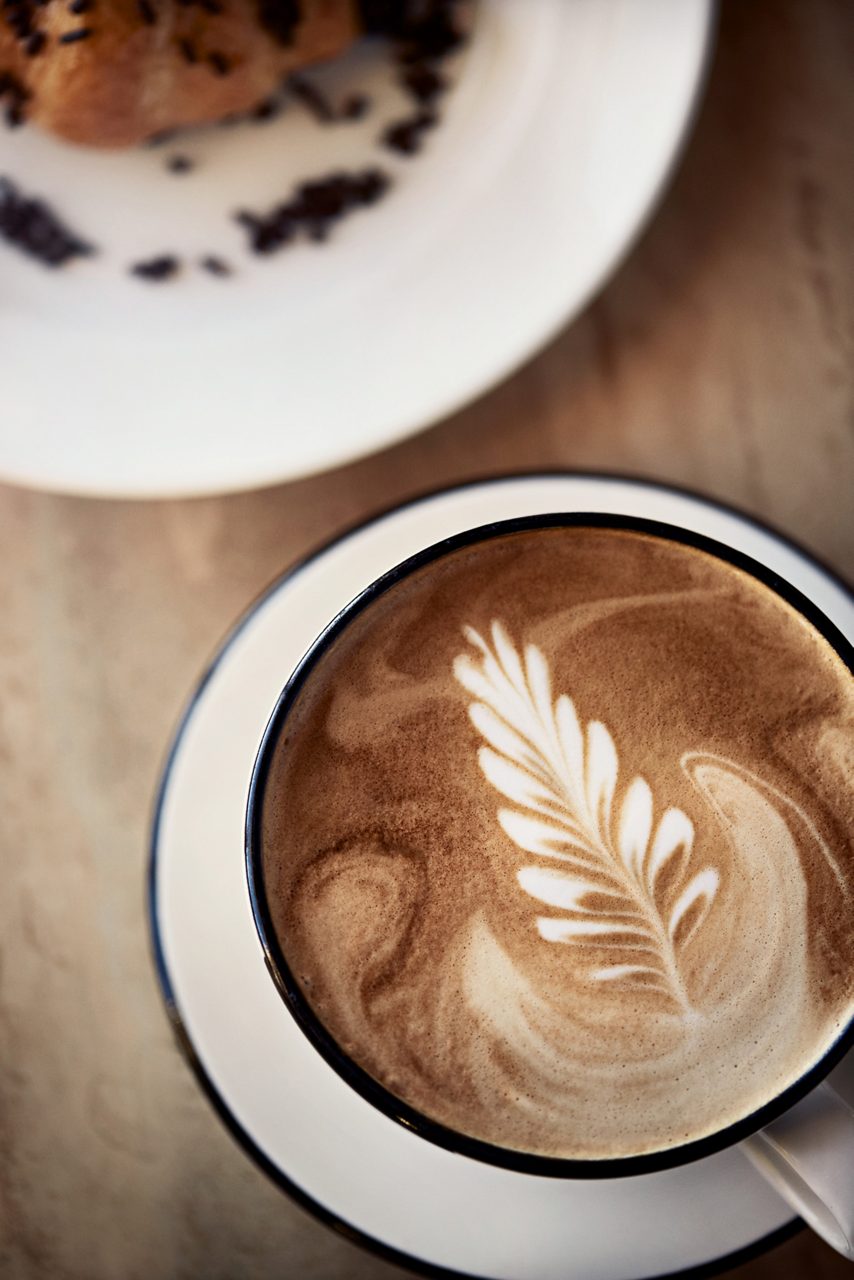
[455,622,718,1017]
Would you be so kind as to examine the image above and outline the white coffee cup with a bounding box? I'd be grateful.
[246,510,854,1261]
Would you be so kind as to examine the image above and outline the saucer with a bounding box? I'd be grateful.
[0,2,712,497]
[148,475,854,1279]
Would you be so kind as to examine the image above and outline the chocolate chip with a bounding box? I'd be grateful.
[401,63,445,106]
[58,26,93,42]
[341,93,369,121]
[130,254,180,281]
[166,154,194,174]
[359,0,464,63]
[251,96,281,122]
[200,254,232,276]
[0,175,95,266]
[178,36,197,63]
[0,72,29,128]
[25,29,46,55]
[137,0,156,23]
[382,110,437,156]
[289,76,370,125]
[208,50,230,76]
[256,0,298,46]
[235,168,391,256]
[398,11,464,64]
[6,5,34,41]
[289,74,334,124]
[146,127,177,146]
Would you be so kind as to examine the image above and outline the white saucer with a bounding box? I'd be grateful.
[0,1,712,498]
[148,475,854,1280]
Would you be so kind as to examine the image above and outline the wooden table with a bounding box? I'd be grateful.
[1,1,852,1276]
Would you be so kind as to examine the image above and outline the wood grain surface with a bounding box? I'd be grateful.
[1,1,853,1277]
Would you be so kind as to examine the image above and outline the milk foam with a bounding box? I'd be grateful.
[455,622,718,1018]
[262,528,854,1159]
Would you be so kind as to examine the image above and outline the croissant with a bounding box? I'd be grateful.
[0,0,360,148]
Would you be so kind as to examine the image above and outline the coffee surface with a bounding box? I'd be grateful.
[261,527,854,1160]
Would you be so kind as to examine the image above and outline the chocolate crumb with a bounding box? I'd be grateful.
[166,154,194,174]
[401,63,445,106]
[137,0,156,23]
[359,0,465,63]
[382,110,437,156]
[0,72,29,128]
[289,76,370,125]
[256,0,298,46]
[251,95,281,122]
[146,127,177,146]
[5,102,24,127]
[4,1,34,41]
[178,36,197,63]
[0,175,95,266]
[341,93,369,121]
[200,254,231,276]
[58,26,93,42]
[68,0,92,12]
[364,2,464,156]
[236,167,390,256]
[397,11,464,65]
[25,30,46,55]
[235,210,291,254]
[289,74,334,124]
[208,50,230,76]
[130,254,180,281]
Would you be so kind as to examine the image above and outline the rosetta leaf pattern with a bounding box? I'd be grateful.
[454,622,720,1016]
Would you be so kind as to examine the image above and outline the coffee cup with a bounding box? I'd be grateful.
[246,513,854,1258]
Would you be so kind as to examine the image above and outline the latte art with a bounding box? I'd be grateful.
[455,622,719,1018]
[259,527,854,1160]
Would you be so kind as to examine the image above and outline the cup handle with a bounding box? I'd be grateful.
[741,1081,854,1259]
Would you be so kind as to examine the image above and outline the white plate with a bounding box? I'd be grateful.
[0,1,712,498]
[148,475,854,1280]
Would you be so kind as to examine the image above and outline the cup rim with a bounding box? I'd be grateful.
[245,510,854,1180]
